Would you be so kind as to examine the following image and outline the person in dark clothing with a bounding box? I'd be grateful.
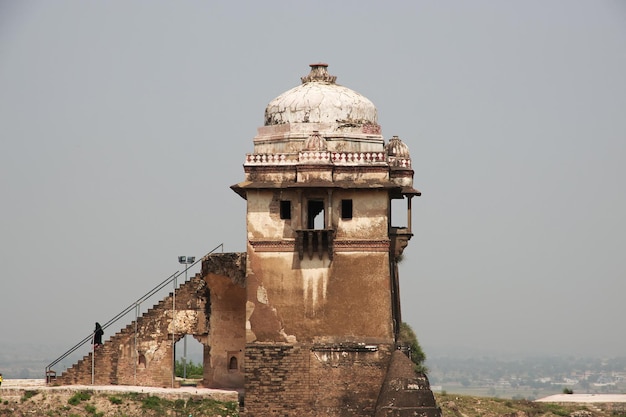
[93,322,104,349]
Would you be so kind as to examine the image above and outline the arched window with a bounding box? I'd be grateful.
[228,356,238,371]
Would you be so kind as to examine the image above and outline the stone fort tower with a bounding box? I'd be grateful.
[52,63,439,417]
[232,63,435,416]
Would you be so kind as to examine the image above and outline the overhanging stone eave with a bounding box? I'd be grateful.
[232,180,409,191]
[233,180,420,199]
[230,182,249,200]
[402,186,421,197]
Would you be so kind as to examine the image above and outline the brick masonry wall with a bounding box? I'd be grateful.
[243,343,393,417]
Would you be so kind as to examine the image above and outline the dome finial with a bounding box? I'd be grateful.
[301,63,337,84]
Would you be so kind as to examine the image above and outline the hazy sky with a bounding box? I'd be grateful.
[1,1,625,362]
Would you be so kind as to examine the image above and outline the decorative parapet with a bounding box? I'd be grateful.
[387,157,412,168]
[245,151,388,166]
[332,151,386,164]
[245,153,298,165]
[299,151,331,164]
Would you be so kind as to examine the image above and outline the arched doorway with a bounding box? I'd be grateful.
[174,334,204,384]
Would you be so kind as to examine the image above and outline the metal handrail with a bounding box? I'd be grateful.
[45,243,224,381]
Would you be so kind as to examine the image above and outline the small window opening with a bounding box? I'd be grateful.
[341,199,353,220]
[307,200,325,229]
[229,356,238,370]
[280,200,291,220]
[138,354,146,368]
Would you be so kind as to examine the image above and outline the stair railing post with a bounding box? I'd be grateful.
[184,263,188,380]
[91,333,95,385]
[172,273,176,388]
[176,255,195,384]
[134,302,139,385]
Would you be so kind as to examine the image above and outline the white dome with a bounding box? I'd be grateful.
[264,63,378,126]
[385,136,411,158]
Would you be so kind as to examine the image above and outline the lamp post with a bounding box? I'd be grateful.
[177,255,195,380]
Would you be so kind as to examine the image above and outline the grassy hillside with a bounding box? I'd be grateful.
[2,389,625,417]
[0,390,238,417]
[435,392,626,417]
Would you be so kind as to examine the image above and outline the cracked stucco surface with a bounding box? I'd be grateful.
[265,82,377,126]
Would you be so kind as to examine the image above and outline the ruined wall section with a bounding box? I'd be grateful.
[375,351,442,417]
[54,253,246,389]
[201,252,247,389]
[55,274,210,387]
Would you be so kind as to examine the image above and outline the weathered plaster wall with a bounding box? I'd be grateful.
[245,189,390,241]
[333,189,388,238]
[204,272,246,388]
[246,190,297,240]
[246,251,393,345]
[201,253,247,389]
[253,123,384,155]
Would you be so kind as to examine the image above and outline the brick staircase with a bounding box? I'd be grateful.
[53,274,210,387]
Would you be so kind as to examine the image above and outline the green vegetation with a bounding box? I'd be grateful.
[563,387,574,394]
[175,359,203,379]
[84,403,103,416]
[20,390,37,402]
[68,391,92,405]
[0,390,239,417]
[7,388,626,417]
[138,394,238,416]
[108,395,123,405]
[543,402,572,416]
[141,395,162,411]
[398,322,428,373]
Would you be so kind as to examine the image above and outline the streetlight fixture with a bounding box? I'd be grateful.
[177,255,195,380]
